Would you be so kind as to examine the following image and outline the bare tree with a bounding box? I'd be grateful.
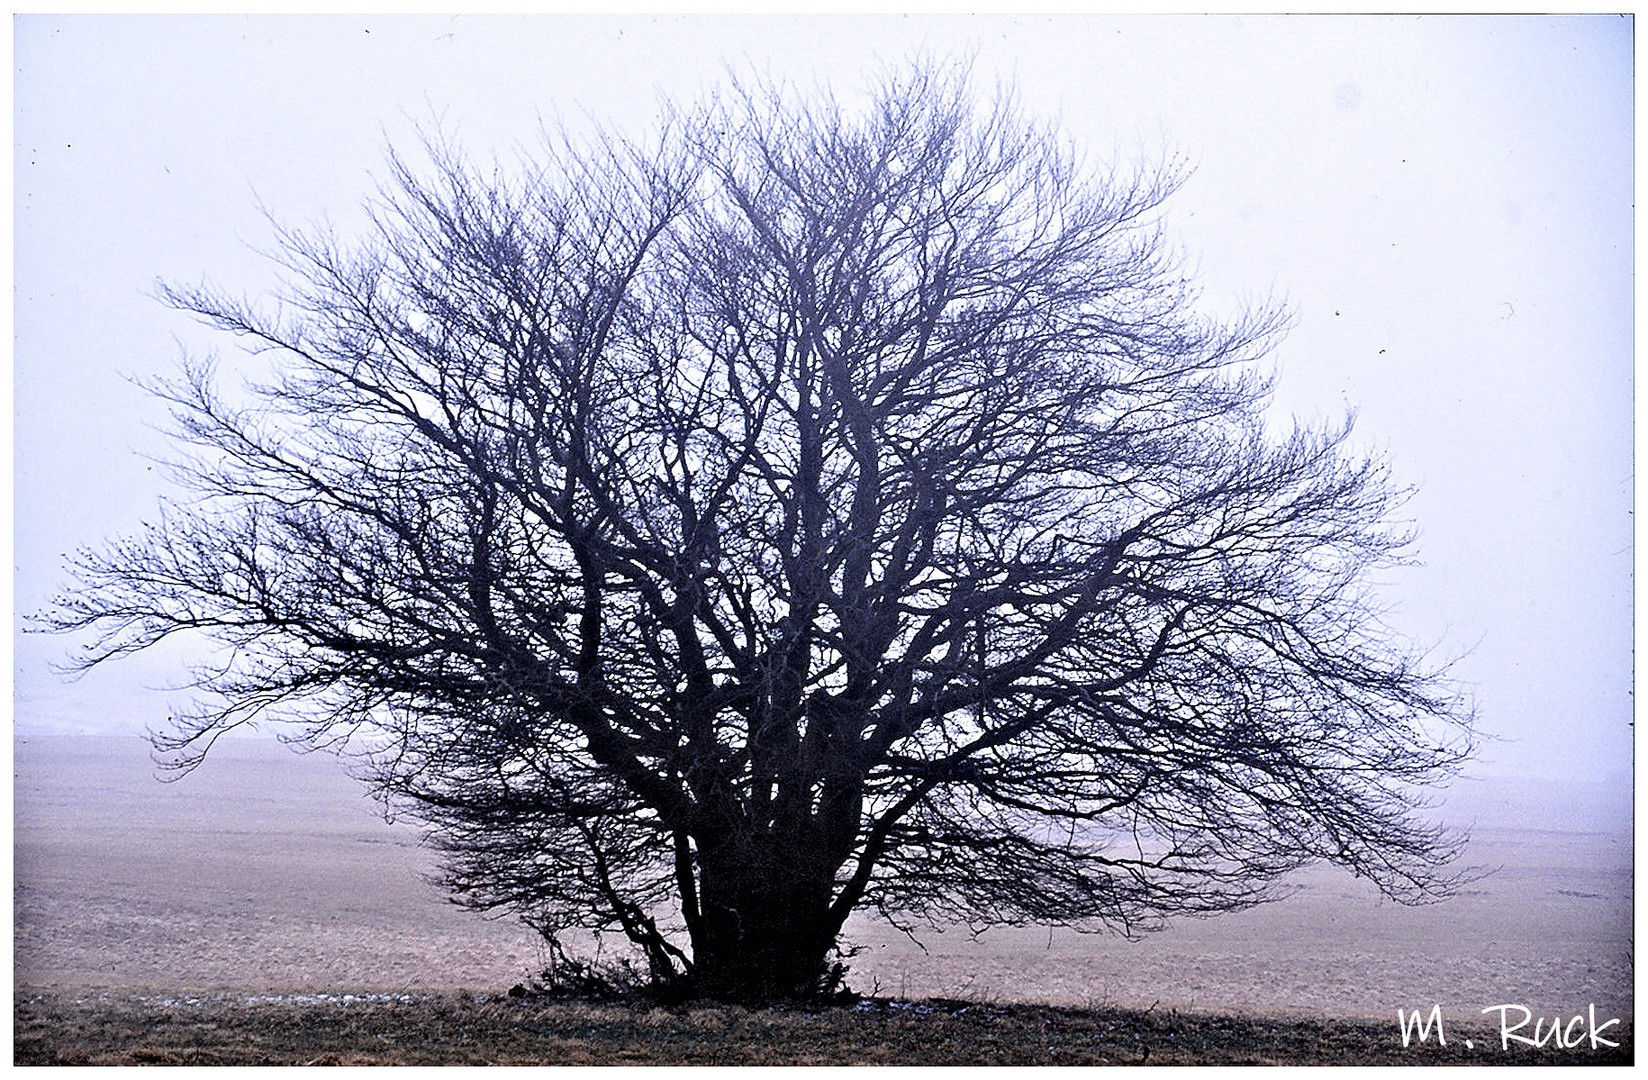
[46,63,1473,1002]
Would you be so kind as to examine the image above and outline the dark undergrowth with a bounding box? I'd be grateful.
[14,988,1632,1066]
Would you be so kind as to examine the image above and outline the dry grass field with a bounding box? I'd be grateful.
[14,990,1632,1066]
[14,735,1634,1064]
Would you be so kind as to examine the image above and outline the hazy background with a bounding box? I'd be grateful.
[14,15,1634,788]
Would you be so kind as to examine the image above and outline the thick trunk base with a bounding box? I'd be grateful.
[690,941,846,1004]
[687,890,847,1003]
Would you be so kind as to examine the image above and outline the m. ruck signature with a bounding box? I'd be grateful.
[1397,1003,1621,1052]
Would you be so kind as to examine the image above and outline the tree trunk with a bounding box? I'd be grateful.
[688,853,842,1002]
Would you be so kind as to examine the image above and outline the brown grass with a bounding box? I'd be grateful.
[14,990,1632,1066]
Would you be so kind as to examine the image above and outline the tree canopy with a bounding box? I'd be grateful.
[48,63,1473,1002]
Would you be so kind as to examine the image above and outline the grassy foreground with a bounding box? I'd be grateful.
[14,989,1632,1066]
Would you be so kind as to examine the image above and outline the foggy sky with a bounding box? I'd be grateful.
[13,15,1634,783]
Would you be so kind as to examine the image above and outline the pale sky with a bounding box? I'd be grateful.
[13,15,1634,784]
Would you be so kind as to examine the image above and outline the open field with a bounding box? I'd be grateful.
[13,990,1632,1066]
[14,735,1634,1063]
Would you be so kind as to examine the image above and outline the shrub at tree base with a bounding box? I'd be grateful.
[48,62,1473,1002]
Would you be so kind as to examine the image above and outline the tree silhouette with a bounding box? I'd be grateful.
[47,63,1473,1002]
